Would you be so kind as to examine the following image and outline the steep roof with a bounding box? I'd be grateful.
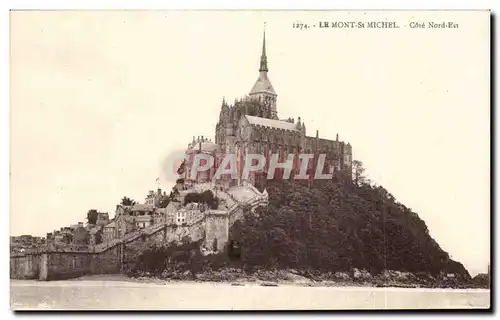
[104,221,116,228]
[135,215,152,222]
[249,72,276,96]
[89,226,102,235]
[166,201,181,214]
[245,115,298,132]
[131,204,154,212]
[249,31,276,96]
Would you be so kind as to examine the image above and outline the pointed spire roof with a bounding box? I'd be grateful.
[250,27,276,96]
[259,30,268,72]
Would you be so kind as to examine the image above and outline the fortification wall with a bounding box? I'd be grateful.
[39,252,91,280]
[10,254,40,279]
[90,245,121,274]
[205,214,229,251]
[11,198,262,280]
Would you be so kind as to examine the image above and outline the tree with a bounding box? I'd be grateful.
[120,196,137,206]
[352,160,367,186]
[87,209,99,225]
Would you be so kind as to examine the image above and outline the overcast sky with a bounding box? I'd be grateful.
[10,10,490,275]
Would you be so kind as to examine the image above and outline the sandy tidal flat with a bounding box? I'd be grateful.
[10,279,490,310]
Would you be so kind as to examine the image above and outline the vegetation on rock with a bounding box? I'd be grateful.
[236,170,470,279]
[184,190,219,209]
[130,164,475,286]
[120,197,137,206]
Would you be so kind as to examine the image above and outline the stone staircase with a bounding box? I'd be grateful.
[93,222,167,253]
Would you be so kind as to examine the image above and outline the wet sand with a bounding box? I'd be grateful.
[11,276,490,310]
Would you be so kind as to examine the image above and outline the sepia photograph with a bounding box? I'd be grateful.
[9,9,491,310]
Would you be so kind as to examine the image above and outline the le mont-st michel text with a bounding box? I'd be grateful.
[292,20,459,29]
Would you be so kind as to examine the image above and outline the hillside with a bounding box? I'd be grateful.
[130,170,473,286]
[229,171,471,279]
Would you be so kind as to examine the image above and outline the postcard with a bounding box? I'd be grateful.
[10,10,491,310]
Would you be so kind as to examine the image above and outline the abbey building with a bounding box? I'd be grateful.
[182,32,353,189]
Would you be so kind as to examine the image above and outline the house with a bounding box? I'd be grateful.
[135,215,153,229]
[102,221,116,242]
[144,188,169,207]
[165,201,180,225]
[129,204,154,229]
[89,226,103,245]
[53,231,64,244]
[131,203,155,215]
[70,222,84,231]
[154,208,167,225]
[176,210,187,225]
[114,205,136,238]
[96,212,110,226]
[72,227,89,245]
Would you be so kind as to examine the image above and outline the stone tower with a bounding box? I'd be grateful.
[248,31,278,119]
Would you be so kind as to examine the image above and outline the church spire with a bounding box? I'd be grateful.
[259,29,268,72]
[249,25,277,119]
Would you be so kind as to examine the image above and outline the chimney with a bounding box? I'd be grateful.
[316,130,319,138]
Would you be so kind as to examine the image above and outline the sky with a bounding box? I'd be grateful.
[10,10,490,275]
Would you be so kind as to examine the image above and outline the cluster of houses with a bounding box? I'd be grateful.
[37,188,172,247]
[43,213,112,247]
[32,187,208,248]
[10,235,45,254]
[12,167,240,254]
